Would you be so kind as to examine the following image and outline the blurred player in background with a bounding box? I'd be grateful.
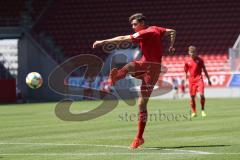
[93,13,176,149]
[179,79,187,98]
[99,77,112,98]
[172,77,179,99]
[184,46,211,118]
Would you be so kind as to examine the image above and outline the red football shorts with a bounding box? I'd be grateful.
[188,79,204,96]
[130,61,161,98]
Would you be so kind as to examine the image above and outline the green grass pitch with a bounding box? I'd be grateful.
[0,98,240,160]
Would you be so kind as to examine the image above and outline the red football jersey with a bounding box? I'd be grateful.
[130,26,166,63]
[184,56,205,82]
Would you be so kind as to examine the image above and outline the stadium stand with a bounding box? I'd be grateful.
[0,0,238,102]
[0,0,27,26]
[30,0,240,60]
[162,54,230,76]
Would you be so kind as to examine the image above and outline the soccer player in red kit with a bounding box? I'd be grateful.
[93,13,176,149]
[184,46,212,118]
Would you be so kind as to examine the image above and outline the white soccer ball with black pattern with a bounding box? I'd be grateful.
[26,72,43,89]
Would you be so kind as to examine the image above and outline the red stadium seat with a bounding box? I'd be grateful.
[28,0,239,64]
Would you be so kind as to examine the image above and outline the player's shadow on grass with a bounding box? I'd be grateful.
[147,144,230,150]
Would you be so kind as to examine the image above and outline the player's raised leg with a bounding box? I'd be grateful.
[108,62,137,86]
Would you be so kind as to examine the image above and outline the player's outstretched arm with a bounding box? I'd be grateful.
[92,35,132,48]
[203,65,212,86]
[164,29,176,54]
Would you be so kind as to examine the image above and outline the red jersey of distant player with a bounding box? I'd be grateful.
[130,26,166,63]
[184,56,205,96]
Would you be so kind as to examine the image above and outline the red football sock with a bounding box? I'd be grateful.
[115,68,128,81]
[200,97,205,110]
[136,111,148,139]
[190,98,196,113]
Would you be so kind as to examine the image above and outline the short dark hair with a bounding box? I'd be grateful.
[129,13,146,23]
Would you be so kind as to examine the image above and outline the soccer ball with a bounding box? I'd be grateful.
[26,72,43,89]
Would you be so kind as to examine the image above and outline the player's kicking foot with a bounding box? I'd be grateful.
[191,112,197,118]
[129,137,144,149]
[201,111,207,117]
[108,68,118,86]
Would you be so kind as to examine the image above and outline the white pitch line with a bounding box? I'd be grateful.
[0,153,240,156]
[0,142,234,155]
[0,142,211,154]
[0,153,209,156]
[145,147,212,154]
[164,148,212,155]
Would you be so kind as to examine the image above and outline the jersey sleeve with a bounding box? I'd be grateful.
[156,27,166,36]
[130,29,153,43]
